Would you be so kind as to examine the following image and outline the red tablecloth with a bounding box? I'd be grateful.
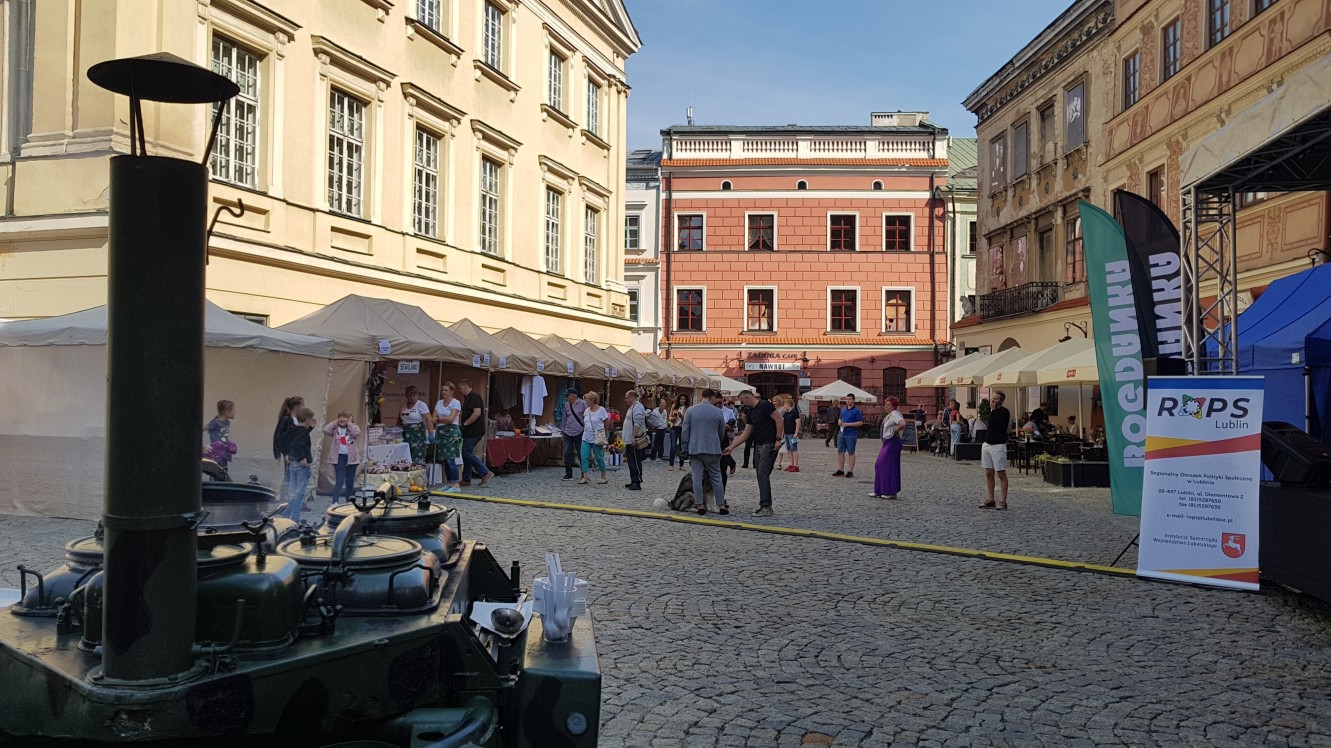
[486,436,536,468]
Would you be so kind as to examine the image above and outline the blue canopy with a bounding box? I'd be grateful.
[1307,313,1331,442]
[1230,263,1331,443]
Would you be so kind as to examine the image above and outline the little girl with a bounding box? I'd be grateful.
[322,411,361,504]
[205,399,236,468]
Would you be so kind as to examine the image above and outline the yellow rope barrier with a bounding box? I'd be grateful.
[432,490,1138,579]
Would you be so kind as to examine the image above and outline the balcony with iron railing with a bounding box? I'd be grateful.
[978,281,1060,319]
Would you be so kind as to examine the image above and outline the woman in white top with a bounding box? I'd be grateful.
[433,382,463,492]
[399,385,432,463]
[871,397,905,500]
[579,391,610,485]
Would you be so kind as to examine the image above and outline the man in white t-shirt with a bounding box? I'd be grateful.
[622,390,647,491]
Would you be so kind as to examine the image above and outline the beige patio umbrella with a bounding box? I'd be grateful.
[938,347,1028,387]
[906,350,987,388]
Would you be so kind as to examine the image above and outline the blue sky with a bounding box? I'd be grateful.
[622,0,1073,148]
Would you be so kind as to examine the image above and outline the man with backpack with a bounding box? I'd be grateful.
[560,388,585,481]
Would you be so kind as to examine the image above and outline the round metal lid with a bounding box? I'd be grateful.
[87,53,239,104]
[63,538,249,569]
[65,536,105,567]
[325,499,452,525]
[197,544,249,569]
[278,534,423,568]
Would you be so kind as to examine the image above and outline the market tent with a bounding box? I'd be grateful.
[1036,346,1099,385]
[981,338,1094,387]
[709,371,752,396]
[1228,263,1331,435]
[540,334,620,381]
[641,351,702,387]
[938,347,1028,386]
[681,360,720,388]
[800,380,878,405]
[492,327,581,378]
[0,302,334,519]
[906,351,987,388]
[449,319,539,374]
[279,295,477,365]
[601,344,669,386]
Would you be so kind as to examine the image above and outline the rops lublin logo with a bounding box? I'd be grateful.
[1177,395,1205,419]
[1156,395,1253,426]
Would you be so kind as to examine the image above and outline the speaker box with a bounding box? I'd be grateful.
[1261,421,1331,488]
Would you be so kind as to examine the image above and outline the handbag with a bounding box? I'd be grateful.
[593,427,607,446]
[634,432,651,450]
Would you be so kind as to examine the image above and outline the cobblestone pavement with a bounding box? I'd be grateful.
[3,447,1330,746]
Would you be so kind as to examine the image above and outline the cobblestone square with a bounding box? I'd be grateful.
[3,446,1329,746]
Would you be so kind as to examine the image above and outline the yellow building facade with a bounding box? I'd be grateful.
[0,0,640,344]
[1096,0,1331,300]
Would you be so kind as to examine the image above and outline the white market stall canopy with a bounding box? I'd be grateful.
[938,347,1028,386]
[1036,346,1100,385]
[449,318,539,374]
[906,351,987,388]
[800,380,878,404]
[708,371,751,395]
[278,295,476,365]
[492,327,581,378]
[980,338,1094,387]
[0,302,335,519]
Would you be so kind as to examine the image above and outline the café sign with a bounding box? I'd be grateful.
[744,361,801,371]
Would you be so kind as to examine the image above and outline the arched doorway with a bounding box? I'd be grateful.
[745,372,797,400]
[998,337,1021,351]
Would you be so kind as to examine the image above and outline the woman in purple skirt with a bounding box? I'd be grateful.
[872,397,905,499]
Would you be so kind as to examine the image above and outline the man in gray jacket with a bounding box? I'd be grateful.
[682,388,729,515]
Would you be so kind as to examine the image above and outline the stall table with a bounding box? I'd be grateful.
[366,442,412,465]
[486,435,536,471]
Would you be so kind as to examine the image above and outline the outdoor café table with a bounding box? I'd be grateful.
[486,435,536,471]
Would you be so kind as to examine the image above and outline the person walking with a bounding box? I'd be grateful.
[457,380,493,488]
[668,393,688,471]
[322,411,361,503]
[281,407,316,520]
[822,404,839,448]
[780,395,801,472]
[871,397,905,499]
[559,388,585,481]
[834,395,864,478]
[622,389,647,491]
[433,383,464,493]
[578,391,610,485]
[273,395,305,508]
[948,399,963,456]
[682,388,729,515]
[724,390,782,516]
[980,391,1012,510]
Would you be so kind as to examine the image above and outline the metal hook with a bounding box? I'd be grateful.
[205,199,245,265]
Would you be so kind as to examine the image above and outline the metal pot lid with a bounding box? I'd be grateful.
[197,544,250,569]
[325,499,451,525]
[65,536,105,567]
[277,534,423,568]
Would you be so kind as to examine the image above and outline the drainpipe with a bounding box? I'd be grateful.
[947,186,959,329]
[928,175,938,367]
[663,130,675,360]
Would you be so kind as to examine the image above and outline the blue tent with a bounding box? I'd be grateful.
[1231,263,1331,442]
[1307,313,1331,443]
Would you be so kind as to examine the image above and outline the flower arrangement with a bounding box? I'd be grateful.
[607,436,624,455]
[365,360,394,424]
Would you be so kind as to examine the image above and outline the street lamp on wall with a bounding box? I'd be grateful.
[1060,321,1089,342]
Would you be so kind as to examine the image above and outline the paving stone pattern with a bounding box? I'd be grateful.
[2,447,1330,746]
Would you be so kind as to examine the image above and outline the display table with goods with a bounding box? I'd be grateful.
[366,441,413,465]
[486,433,536,470]
[360,460,427,492]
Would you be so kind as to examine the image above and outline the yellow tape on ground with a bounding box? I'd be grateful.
[432,490,1138,579]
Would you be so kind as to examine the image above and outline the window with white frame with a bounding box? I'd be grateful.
[627,288,639,322]
[482,1,504,70]
[547,51,565,111]
[586,79,601,135]
[747,214,775,251]
[883,289,913,333]
[417,0,442,31]
[883,214,912,252]
[676,214,704,251]
[210,37,260,188]
[746,288,775,332]
[675,288,704,332]
[624,214,640,250]
[829,288,859,332]
[479,157,502,255]
[327,89,365,216]
[413,128,441,237]
[829,214,857,251]
[583,206,599,284]
[544,187,562,273]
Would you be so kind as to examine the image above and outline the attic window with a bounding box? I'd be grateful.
[721,180,732,190]
[872,181,883,190]
[796,180,808,190]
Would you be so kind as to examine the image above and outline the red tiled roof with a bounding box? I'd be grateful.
[667,335,939,347]
[661,158,949,168]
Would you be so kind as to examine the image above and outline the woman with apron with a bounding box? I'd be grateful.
[433,382,464,492]
[399,385,431,463]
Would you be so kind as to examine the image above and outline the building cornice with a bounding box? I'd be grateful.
[962,0,1113,123]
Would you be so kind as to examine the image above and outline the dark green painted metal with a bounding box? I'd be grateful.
[101,155,208,683]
